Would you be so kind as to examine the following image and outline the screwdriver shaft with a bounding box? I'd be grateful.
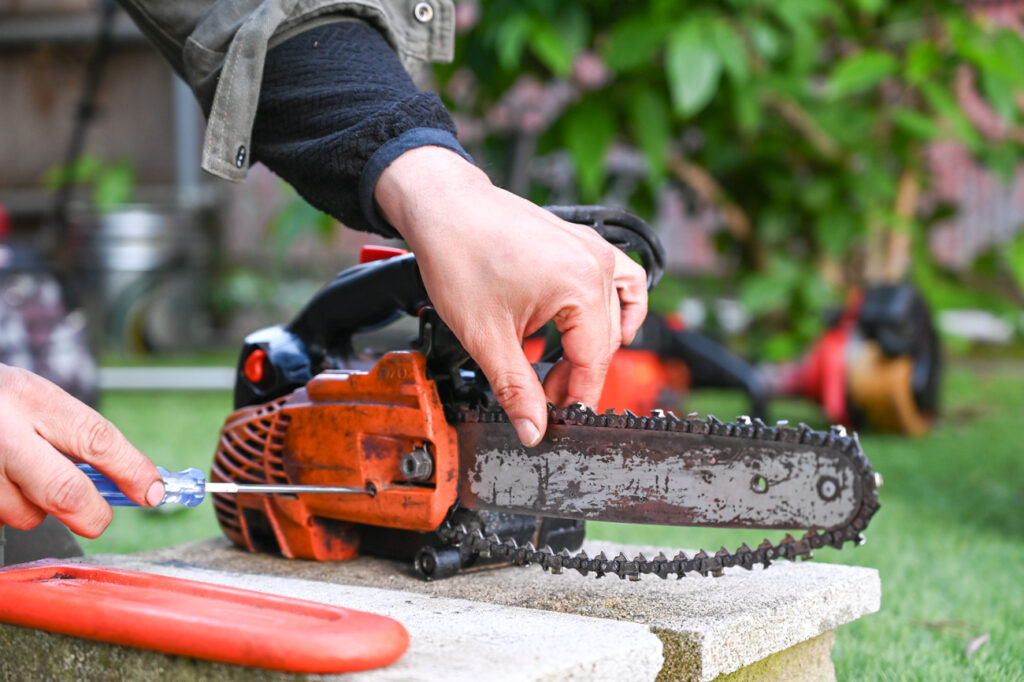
[205,482,370,495]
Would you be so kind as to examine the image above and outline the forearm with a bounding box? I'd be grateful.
[252,21,471,237]
[374,147,493,247]
[117,0,455,181]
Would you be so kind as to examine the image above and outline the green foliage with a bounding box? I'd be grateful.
[439,1,1024,357]
[1008,232,1024,297]
[827,50,898,99]
[626,85,671,186]
[43,154,136,212]
[666,21,722,116]
[562,99,615,201]
[603,17,669,72]
[269,183,336,258]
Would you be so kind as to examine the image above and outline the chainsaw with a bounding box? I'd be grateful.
[212,206,881,580]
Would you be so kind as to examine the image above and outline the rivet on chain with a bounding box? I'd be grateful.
[413,2,433,23]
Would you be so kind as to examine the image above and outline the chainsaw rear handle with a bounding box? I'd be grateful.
[234,253,427,407]
[285,205,664,346]
[545,205,665,291]
[233,206,665,408]
[288,252,427,352]
[525,206,666,365]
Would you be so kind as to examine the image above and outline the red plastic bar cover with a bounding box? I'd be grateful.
[0,560,409,674]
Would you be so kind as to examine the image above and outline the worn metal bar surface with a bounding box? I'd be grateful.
[457,421,861,530]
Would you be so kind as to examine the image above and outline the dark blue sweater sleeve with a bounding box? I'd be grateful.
[251,21,472,238]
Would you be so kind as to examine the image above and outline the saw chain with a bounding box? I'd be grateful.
[436,404,881,580]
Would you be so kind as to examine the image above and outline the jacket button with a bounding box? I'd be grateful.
[413,2,433,23]
[235,145,247,168]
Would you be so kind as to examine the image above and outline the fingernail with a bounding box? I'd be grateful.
[146,480,165,506]
[513,419,542,447]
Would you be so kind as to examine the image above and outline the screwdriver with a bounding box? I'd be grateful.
[76,463,372,508]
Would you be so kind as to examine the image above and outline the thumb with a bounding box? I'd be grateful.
[469,334,548,447]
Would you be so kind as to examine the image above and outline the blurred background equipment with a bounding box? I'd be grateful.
[73,206,212,351]
[0,198,97,404]
[1,0,217,355]
[525,312,770,421]
[560,281,942,436]
[762,283,941,435]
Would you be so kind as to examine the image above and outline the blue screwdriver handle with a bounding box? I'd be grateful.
[76,463,207,508]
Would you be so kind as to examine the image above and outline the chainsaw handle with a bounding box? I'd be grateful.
[234,254,427,408]
[538,206,665,363]
[286,252,427,350]
[545,205,665,291]
[233,207,665,408]
[289,206,662,351]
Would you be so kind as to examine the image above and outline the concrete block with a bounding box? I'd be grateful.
[1,555,663,682]
[3,537,878,680]
[92,538,878,681]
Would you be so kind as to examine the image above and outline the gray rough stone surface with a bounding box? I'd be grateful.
[3,554,663,682]
[87,538,879,681]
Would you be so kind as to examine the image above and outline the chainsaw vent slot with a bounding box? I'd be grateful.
[253,397,286,417]
[242,508,282,555]
[212,496,241,533]
[217,412,290,484]
[264,413,292,484]
[218,434,268,482]
[212,397,291,550]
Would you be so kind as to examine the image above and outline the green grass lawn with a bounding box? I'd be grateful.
[79,390,230,555]
[85,362,1023,680]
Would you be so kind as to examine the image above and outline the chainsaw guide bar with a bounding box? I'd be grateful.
[436,403,881,581]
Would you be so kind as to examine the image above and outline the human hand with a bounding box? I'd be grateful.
[0,365,164,537]
[374,147,648,446]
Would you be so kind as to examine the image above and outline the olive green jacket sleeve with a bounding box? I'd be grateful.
[115,0,455,181]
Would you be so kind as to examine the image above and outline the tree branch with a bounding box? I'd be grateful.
[666,151,751,241]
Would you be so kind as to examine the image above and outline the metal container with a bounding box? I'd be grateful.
[74,205,211,351]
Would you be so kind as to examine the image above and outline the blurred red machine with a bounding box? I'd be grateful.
[573,282,940,435]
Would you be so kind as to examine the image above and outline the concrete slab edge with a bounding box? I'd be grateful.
[693,568,880,680]
[89,556,665,682]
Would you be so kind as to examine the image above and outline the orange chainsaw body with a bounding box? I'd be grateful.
[212,208,663,567]
[212,352,459,561]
